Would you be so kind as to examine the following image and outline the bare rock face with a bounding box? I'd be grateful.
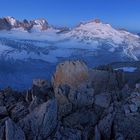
[68,84,94,109]
[0,117,8,139]
[98,113,115,140]
[54,126,82,140]
[52,61,94,116]
[9,101,29,122]
[89,69,124,93]
[94,92,111,108]
[52,60,89,90]
[26,79,53,105]
[62,108,97,128]
[0,106,8,119]
[18,99,57,140]
[114,113,140,140]
[5,118,25,140]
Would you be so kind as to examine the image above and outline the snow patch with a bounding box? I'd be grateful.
[115,67,137,72]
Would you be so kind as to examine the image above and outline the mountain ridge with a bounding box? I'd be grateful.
[0,16,138,35]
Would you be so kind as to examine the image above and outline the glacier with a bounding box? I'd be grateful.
[0,18,140,90]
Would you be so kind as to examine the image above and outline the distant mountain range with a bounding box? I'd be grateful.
[0,16,49,31]
[0,16,140,89]
[0,16,140,62]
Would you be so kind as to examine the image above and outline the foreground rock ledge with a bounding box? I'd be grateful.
[0,60,140,140]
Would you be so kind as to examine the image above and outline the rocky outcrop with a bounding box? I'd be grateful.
[18,99,57,140]
[52,61,94,117]
[94,92,111,108]
[89,68,125,93]
[52,60,89,90]
[0,60,140,139]
[5,118,25,140]
[0,106,8,119]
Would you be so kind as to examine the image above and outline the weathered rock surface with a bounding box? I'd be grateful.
[18,99,57,140]
[0,61,140,140]
[5,118,25,140]
[62,108,97,128]
[0,106,8,119]
[52,60,89,90]
[54,126,82,140]
[9,101,29,122]
[94,92,111,108]
[52,61,94,117]
[89,68,125,93]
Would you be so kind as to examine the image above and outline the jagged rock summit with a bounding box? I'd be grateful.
[0,60,140,139]
[0,16,49,32]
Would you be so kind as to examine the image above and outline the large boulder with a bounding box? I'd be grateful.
[52,60,89,90]
[18,99,58,140]
[52,61,94,116]
[5,118,25,140]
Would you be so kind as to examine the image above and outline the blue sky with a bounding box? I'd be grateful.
[0,0,139,32]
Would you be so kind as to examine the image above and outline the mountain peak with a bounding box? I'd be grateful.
[89,19,101,23]
[4,16,17,26]
[31,18,49,31]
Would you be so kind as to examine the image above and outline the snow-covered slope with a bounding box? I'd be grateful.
[0,17,140,89]
[0,18,140,61]
[31,18,48,32]
[0,16,52,32]
[5,16,18,26]
[65,19,140,60]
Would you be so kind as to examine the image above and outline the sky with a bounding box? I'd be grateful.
[0,0,139,32]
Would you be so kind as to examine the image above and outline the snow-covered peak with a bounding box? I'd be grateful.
[66,19,139,45]
[5,16,18,26]
[31,18,48,31]
[33,18,48,25]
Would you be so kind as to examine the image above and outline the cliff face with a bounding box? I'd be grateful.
[0,60,140,140]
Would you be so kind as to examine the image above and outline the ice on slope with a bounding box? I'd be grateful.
[0,19,140,62]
